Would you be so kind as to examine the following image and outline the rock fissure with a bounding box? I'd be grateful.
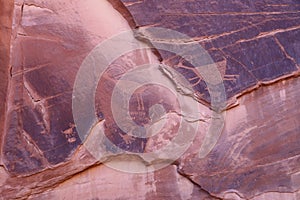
[175,165,223,200]
[23,82,41,103]
[274,36,300,69]
[23,3,55,13]
[232,25,300,45]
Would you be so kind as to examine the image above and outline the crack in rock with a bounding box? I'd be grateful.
[23,81,41,103]
[175,164,223,200]
[23,3,55,13]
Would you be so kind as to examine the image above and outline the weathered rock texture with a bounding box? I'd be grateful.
[28,78,300,200]
[3,0,135,176]
[118,1,300,199]
[28,165,216,200]
[120,0,300,102]
[0,0,14,153]
[0,0,299,199]
[180,77,300,199]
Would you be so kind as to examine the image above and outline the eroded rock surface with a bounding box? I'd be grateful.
[0,0,14,155]
[121,0,300,102]
[3,0,135,175]
[179,77,300,199]
[0,0,299,199]
[28,165,216,200]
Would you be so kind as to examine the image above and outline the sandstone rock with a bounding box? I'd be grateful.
[28,165,216,200]
[179,77,300,199]
[0,0,299,199]
[117,1,300,197]
[0,0,14,159]
[120,0,300,102]
[3,0,135,175]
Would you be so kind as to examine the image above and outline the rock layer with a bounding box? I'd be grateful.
[27,165,216,200]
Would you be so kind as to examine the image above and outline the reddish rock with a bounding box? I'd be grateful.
[0,0,299,199]
[0,0,14,153]
[179,77,300,199]
[2,0,137,175]
[27,165,217,200]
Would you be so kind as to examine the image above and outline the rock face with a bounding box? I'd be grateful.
[120,0,300,102]
[181,77,300,199]
[3,0,134,175]
[27,165,215,200]
[0,0,300,199]
[0,0,14,154]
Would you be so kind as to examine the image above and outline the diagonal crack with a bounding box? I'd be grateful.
[274,36,300,69]
[23,81,41,103]
[21,130,48,163]
[174,164,223,200]
[159,64,195,97]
